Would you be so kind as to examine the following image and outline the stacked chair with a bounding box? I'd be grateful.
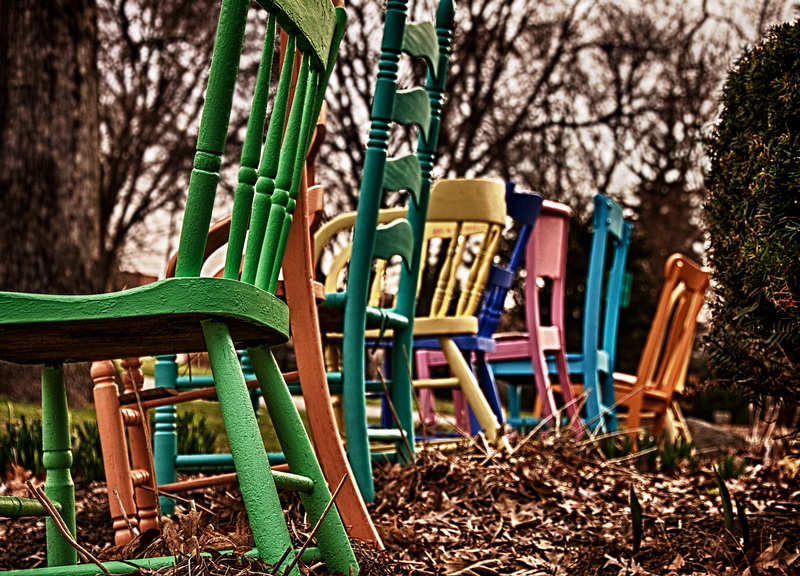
[94,111,381,548]
[311,0,460,503]
[0,0,361,573]
[489,194,632,435]
[486,200,577,432]
[95,0,456,550]
[93,1,384,553]
[317,179,516,470]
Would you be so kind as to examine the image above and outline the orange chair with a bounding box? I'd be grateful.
[614,254,711,442]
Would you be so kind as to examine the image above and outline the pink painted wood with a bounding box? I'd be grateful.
[415,201,580,432]
[491,200,578,431]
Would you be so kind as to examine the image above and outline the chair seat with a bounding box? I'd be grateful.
[0,277,289,364]
[324,315,480,342]
[409,316,478,336]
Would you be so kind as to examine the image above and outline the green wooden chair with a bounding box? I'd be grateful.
[0,0,358,574]
[312,0,455,503]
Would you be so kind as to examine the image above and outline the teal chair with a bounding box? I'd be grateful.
[313,0,455,503]
[0,0,357,574]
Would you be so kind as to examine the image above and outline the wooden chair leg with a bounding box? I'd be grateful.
[202,322,297,573]
[248,345,358,573]
[439,338,509,450]
[41,364,77,567]
[283,178,382,545]
[288,324,379,544]
[119,358,159,533]
[475,351,505,429]
[153,354,178,515]
[92,360,140,546]
[417,389,437,427]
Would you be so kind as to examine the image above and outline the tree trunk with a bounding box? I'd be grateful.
[0,0,102,405]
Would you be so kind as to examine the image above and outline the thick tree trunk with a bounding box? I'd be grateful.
[0,0,102,295]
[0,0,102,405]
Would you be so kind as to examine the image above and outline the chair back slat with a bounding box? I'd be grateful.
[224,14,279,281]
[384,154,422,204]
[530,201,570,280]
[620,253,711,440]
[640,255,710,396]
[422,179,506,319]
[175,0,344,290]
[374,220,415,266]
[247,43,302,289]
[175,0,252,278]
[322,0,455,503]
[402,21,440,79]
[391,0,454,329]
[392,89,432,141]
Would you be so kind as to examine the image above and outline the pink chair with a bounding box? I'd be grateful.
[417,201,580,433]
[487,200,579,432]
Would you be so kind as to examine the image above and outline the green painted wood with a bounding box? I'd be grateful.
[41,365,76,567]
[256,0,336,71]
[402,21,439,80]
[153,354,179,515]
[256,46,306,291]
[0,278,289,364]
[241,40,296,287]
[256,52,312,291]
[0,496,61,517]
[0,0,354,570]
[393,88,431,142]
[338,0,455,505]
[248,346,358,574]
[384,154,422,205]
[175,0,250,278]
[373,220,414,268]
[4,547,325,576]
[387,0,455,468]
[340,0,411,503]
[203,320,298,575]
[224,14,278,281]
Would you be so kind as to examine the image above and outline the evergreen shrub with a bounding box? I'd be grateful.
[705,21,800,402]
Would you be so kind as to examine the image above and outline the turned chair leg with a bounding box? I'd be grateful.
[92,360,141,546]
[120,358,159,533]
[42,364,77,566]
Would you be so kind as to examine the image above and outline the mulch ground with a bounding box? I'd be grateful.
[1,428,799,575]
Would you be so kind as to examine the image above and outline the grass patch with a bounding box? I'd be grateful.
[0,393,293,463]
[0,397,97,429]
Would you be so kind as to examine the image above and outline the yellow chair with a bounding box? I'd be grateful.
[315,178,512,454]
